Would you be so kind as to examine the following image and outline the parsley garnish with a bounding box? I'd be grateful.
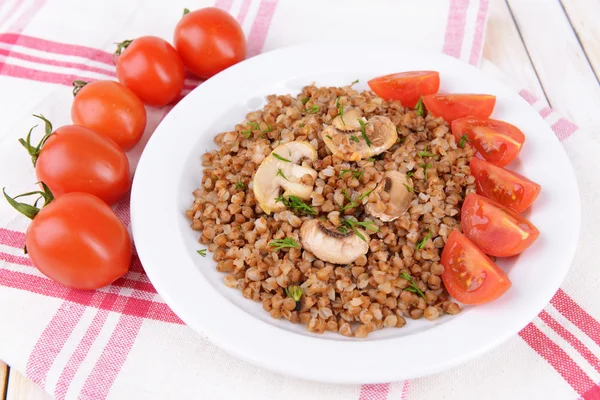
[420,163,433,183]
[414,96,424,116]
[400,271,426,299]
[285,285,303,302]
[306,105,320,114]
[234,180,245,190]
[269,237,300,250]
[247,121,260,130]
[275,195,317,215]
[416,232,432,250]
[197,249,207,257]
[350,135,360,143]
[301,97,310,105]
[458,134,469,149]
[417,150,435,157]
[272,153,291,162]
[336,96,345,124]
[276,168,289,181]
[340,169,363,180]
[357,119,372,147]
[403,183,417,193]
[342,218,378,242]
[241,130,252,139]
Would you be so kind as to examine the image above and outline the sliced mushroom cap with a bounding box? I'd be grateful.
[253,141,318,214]
[323,111,397,161]
[300,219,369,264]
[366,171,414,222]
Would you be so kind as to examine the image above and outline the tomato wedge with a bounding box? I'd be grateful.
[470,158,541,213]
[461,193,539,257]
[368,71,440,108]
[441,230,511,305]
[453,117,525,166]
[422,94,496,122]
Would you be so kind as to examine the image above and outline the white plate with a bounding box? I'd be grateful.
[131,42,580,384]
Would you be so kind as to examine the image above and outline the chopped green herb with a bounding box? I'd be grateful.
[240,130,252,139]
[285,285,303,302]
[306,104,320,114]
[337,226,349,234]
[400,271,426,299]
[350,135,360,143]
[350,79,359,85]
[234,180,245,190]
[366,157,376,162]
[325,134,333,140]
[247,121,260,130]
[458,134,469,149]
[403,183,417,193]
[259,133,266,139]
[420,163,433,183]
[262,124,274,134]
[357,189,373,201]
[301,97,310,105]
[340,169,363,180]
[417,150,435,157]
[269,237,300,250]
[197,249,207,257]
[341,189,353,202]
[272,152,291,162]
[414,96,424,117]
[276,168,289,181]
[407,171,415,177]
[398,136,406,144]
[336,96,345,124]
[416,232,432,250]
[342,218,378,242]
[357,119,372,147]
[275,195,317,215]
[298,123,305,128]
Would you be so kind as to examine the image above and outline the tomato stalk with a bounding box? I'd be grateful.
[72,80,88,97]
[19,114,53,166]
[3,182,54,220]
[183,8,190,16]
[113,39,133,63]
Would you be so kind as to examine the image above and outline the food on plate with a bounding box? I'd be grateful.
[186,82,477,337]
[452,117,524,166]
[174,7,247,79]
[3,187,131,290]
[441,230,511,304]
[71,80,147,150]
[20,115,130,205]
[115,36,185,107]
[422,94,496,122]
[461,193,540,257]
[470,158,540,213]
[367,71,440,108]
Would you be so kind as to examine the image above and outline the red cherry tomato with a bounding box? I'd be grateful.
[71,80,147,151]
[422,94,496,122]
[3,190,131,290]
[470,158,541,213]
[453,117,525,166]
[26,116,130,205]
[368,71,440,108]
[116,36,185,107]
[441,230,511,305]
[174,7,246,79]
[461,193,540,257]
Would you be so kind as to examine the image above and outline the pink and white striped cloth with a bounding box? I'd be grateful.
[1,0,599,399]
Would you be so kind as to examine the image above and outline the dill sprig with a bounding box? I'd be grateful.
[458,134,469,149]
[285,285,303,302]
[357,119,372,147]
[275,195,317,215]
[276,168,288,181]
[234,180,245,190]
[342,217,378,242]
[414,96,424,117]
[197,249,207,257]
[336,96,345,124]
[269,237,300,250]
[415,232,432,250]
[272,153,291,162]
[400,271,426,299]
[340,169,363,180]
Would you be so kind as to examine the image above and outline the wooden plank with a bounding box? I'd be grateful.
[506,0,600,130]
[6,370,50,400]
[0,362,7,400]
[560,0,600,80]
[483,0,546,100]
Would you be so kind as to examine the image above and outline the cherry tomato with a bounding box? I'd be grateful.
[4,190,131,290]
[470,158,541,213]
[116,36,185,107]
[461,193,539,257]
[368,71,440,108]
[453,117,525,166]
[25,116,130,205]
[71,80,147,151]
[422,94,496,122]
[174,7,246,79]
[441,230,511,304]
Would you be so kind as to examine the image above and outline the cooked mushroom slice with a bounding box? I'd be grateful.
[300,219,369,264]
[322,112,397,161]
[366,171,414,222]
[253,141,318,214]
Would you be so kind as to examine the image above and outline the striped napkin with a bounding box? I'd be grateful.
[2,0,599,399]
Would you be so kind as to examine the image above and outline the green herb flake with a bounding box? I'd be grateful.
[240,130,252,139]
[298,123,305,128]
[357,189,373,201]
[247,121,260,130]
[269,237,300,251]
[325,134,333,140]
[420,163,433,183]
[350,79,359,85]
[336,96,345,124]
[301,97,310,105]
[340,169,363,180]
[417,150,436,157]
[415,232,432,250]
[276,168,289,181]
[407,171,415,177]
[275,195,317,215]
[306,104,320,114]
[342,218,378,242]
[458,134,469,149]
[350,135,360,143]
[398,136,406,145]
[403,183,417,193]
[400,271,426,299]
[272,152,291,162]
[285,285,303,302]
[234,180,245,190]
[197,249,207,257]
[262,124,274,134]
[357,119,372,147]
[414,96,424,117]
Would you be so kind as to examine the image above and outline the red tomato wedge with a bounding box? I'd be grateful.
[453,117,525,166]
[461,193,540,257]
[422,94,496,122]
[470,158,541,213]
[441,230,511,305]
[368,71,440,108]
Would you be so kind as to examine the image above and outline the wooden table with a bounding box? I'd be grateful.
[1,0,599,398]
